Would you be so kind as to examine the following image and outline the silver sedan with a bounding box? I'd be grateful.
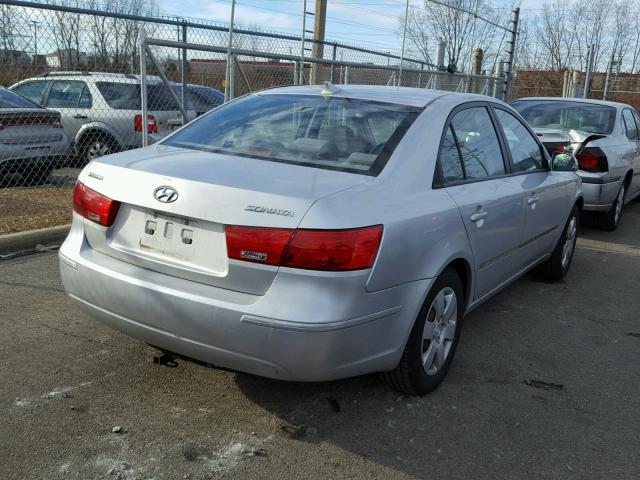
[59,85,582,395]
[512,97,640,230]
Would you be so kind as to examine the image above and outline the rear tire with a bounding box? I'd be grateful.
[532,206,579,281]
[596,182,626,231]
[381,268,464,395]
[79,133,117,165]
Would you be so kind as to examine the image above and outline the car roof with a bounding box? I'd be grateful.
[514,96,629,109]
[13,72,167,85]
[259,84,504,108]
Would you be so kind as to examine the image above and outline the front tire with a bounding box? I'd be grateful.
[533,206,579,281]
[382,268,464,395]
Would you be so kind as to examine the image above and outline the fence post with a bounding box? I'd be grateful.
[299,0,307,85]
[562,70,569,97]
[180,20,188,124]
[224,0,236,102]
[492,60,504,99]
[345,65,349,85]
[138,28,149,147]
[504,7,519,101]
[330,43,337,83]
[571,71,581,98]
[398,0,409,86]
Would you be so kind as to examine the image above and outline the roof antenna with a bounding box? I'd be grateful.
[321,81,341,95]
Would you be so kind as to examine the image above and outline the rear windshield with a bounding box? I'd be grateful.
[188,86,224,112]
[163,94,421,175]
[95,82,194,111]
[512,100,616,135]
[0,88,42,109]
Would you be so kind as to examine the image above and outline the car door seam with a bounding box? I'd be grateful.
[478,225,558,270]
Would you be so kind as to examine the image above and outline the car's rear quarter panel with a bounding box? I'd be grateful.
[299,97,474,293]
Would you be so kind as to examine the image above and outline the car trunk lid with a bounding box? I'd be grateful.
[80,145,370,294]
[533,127,599,155]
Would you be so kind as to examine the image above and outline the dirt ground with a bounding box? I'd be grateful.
[2,204,640,479]
[0,185,73,235]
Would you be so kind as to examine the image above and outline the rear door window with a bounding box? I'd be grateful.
[493,108,546,172]
[448,107,506,180]
[11,81,49,105]
[438,126,465,183]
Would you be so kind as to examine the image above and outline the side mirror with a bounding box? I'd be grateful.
[551,151,578,172]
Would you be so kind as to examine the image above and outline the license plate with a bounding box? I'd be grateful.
[139,212,197,260]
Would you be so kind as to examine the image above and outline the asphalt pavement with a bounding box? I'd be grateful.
[2,203,640,479]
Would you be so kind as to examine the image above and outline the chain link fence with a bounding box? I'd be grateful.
[0,0,507,236]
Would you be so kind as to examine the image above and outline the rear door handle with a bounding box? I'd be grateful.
[73,114,88,119]
[470,211,488,222]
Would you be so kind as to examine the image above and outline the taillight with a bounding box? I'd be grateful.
[577,147,608,173]
[134,114,157,134]
[225,225,383,271]
[73,181,121,227]
[225,226,293,266]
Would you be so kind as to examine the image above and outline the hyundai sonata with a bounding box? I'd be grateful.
[59,85,582,394]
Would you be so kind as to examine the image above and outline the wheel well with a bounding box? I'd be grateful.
[446,258,471,308]
[624,170,633,189]
[575,196,584,210]
[77,129,118,148]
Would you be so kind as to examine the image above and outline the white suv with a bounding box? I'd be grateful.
[10,72,197,164]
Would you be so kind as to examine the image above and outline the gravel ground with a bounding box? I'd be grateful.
[1,203,640,479]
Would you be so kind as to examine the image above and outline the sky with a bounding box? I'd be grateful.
[157,0,541,57]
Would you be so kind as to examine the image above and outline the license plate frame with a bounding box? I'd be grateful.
[139,211,198,260]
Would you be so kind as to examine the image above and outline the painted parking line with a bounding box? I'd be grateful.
[577,238,640,257]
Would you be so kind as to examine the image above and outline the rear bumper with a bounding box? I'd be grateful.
[580,175,623,212]
[59,220,429,382]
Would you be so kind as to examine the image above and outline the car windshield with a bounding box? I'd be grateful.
[511,100,616,135]
[0,88,42,109]
[163,94,421,175]
[95,82,194,111]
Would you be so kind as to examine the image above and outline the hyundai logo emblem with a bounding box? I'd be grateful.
[153,186,178,203]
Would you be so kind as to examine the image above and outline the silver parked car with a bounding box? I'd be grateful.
[59,85,582,394]
[10,72,196,164]
[512,97,640,230]
[0,87,70,185]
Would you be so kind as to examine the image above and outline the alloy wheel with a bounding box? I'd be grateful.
[614,184,625,225]
[86,141,112,161]
[421,287,457,376]
[561,215,577,269]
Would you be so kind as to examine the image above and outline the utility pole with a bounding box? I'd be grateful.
[31,20,38,65]
[310,0,327,84]
[603,51,615,100]
[503,7,519,101]
[583,43,594,99]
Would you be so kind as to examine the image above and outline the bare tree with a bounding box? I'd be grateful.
[535,0,577,70]
[402,7,433,64]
